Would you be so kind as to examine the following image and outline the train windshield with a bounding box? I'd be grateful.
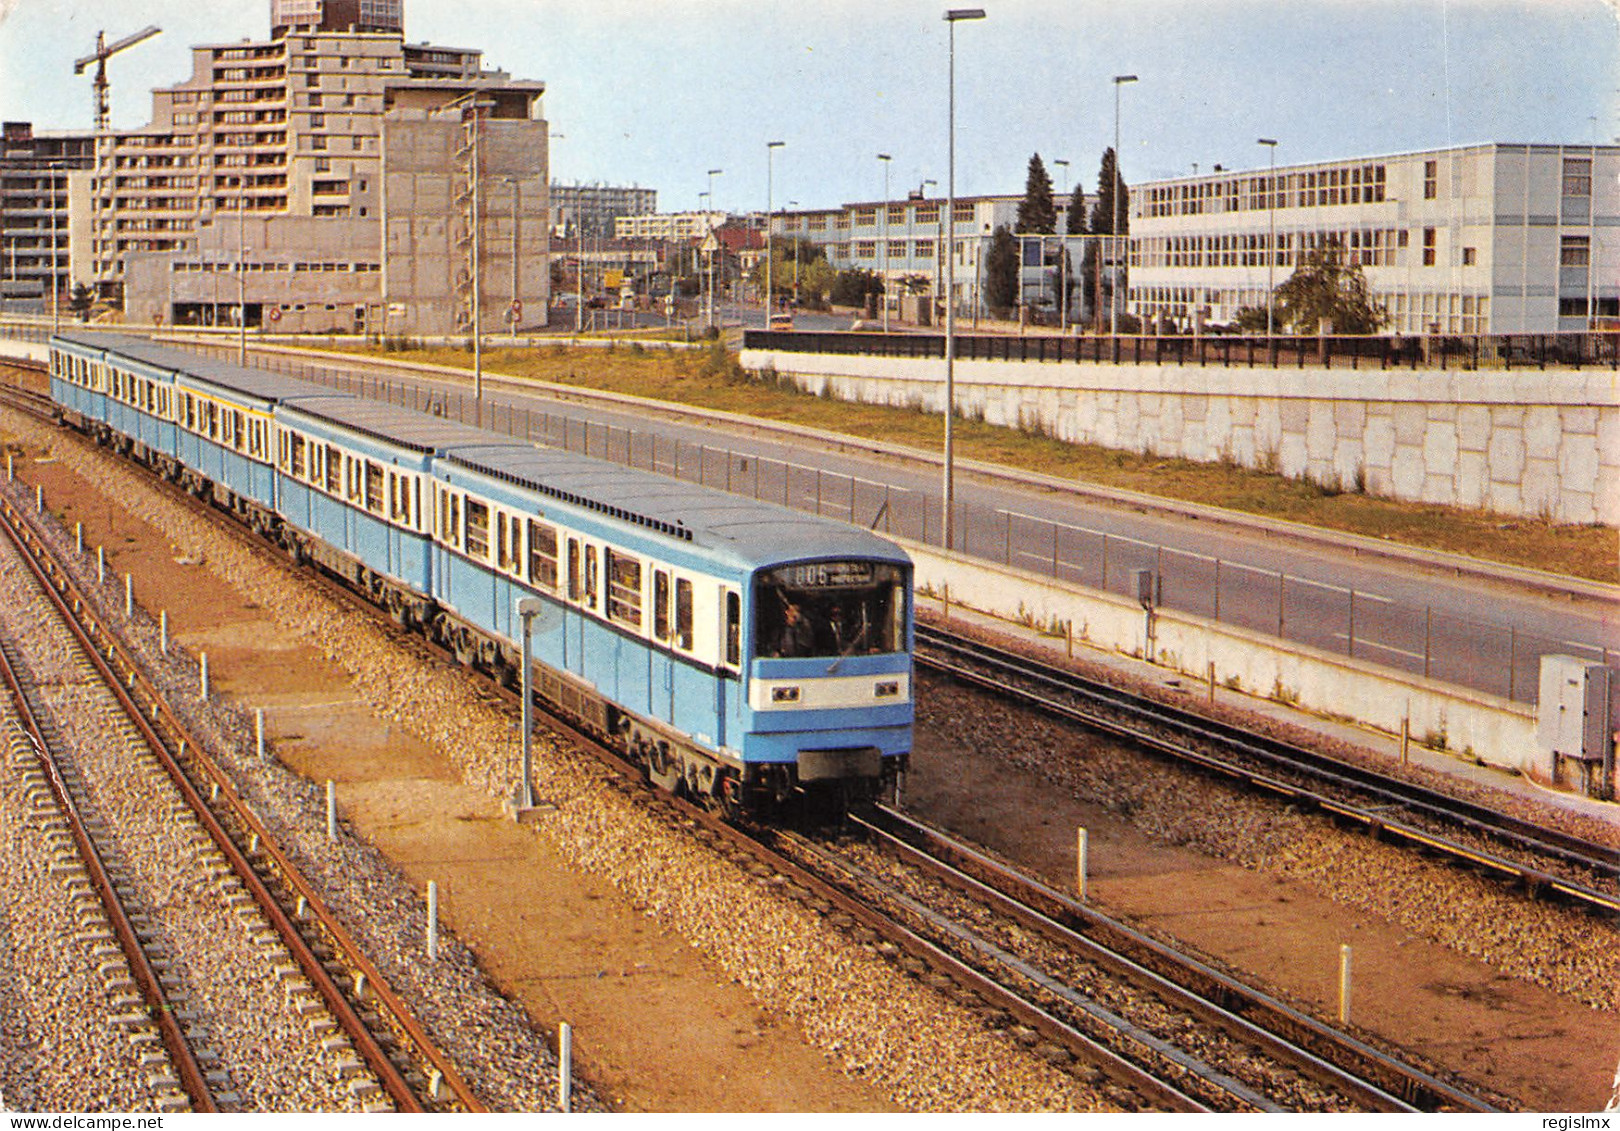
[755,561,906,660]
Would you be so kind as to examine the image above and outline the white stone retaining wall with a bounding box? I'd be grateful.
[744,349,1620,526]
[905,539,1540,780]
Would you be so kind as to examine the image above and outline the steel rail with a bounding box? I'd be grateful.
[857,805,1498,1112]
[0,636,218,1113]
[0,495,440,1112]
[916,624,1620,915]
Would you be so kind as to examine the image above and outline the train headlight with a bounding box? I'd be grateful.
[875,681,900,699]
[772,685,802,703]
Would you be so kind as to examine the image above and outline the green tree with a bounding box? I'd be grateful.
[1065,181,1087,235]
[983,225,1020,316]
[747,238,825,299]
[68,283,94,322]
[829,267,883,308]
[1089,147,1130,330]
[1016,153,1056,234]
[1088,147,1128,236]
[1273,239,1388,333]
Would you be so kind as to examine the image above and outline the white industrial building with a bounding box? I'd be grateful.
[1127,143,1618,335]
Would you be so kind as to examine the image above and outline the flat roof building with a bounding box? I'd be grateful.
[104,0,550,335]
[1128,142,1618,335]
[0,123,95,311]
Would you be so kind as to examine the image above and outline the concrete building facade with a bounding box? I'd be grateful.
[0,123,95,311]
[104,0,549,335]
[550,183,655,238]
[1128,143,1619,335]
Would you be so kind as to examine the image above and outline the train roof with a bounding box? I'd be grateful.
[278,393,504,455]
[52,332,332,403]
[51,331,910,572]
[440,441,908,571]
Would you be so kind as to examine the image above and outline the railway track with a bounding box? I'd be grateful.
[916,623,1620,916]
[0,490,485,1112]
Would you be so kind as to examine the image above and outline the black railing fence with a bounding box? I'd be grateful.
[742,328,1620,372]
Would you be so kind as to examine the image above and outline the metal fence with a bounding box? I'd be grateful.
[742,328,1620,372]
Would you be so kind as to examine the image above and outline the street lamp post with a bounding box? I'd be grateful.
[49,163,62,336]
[706,168,722,331]
[943,7,986,553]
[1111,74,1137,337]
[922,179,938,322]
[1258,138,1278,338]
[501,176,521,340]
[878,152,891,331]
[238,179,248,365]
[1053,157,1069,332]
[787,200,800,304]
[765,142,783,330]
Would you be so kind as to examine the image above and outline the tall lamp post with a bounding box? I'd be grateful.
[922,179,938,322]
[1111,74,1137,336]
[49,163,63,336]
[706,167,722,330]
[787,200,800,304]
[943,7,986,553]
[1053,156,1069,332]
[1257,138,1278,337]
[237,179,248,365]
[877,152,891,331]
[765,141,783,329]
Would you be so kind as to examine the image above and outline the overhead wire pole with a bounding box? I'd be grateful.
[705,168,722,331]
[943,7,986,554]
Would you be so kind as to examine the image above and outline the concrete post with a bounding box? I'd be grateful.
[326,780,337,840]
[427,881,439,960]
[97,545,105,583]
[1338,944,1352,1024]
[124,574,132,619]
[199,652,209,700]
[256,708,265,760]
[34,485,42,513]
[516,597,544,812]
[160,610,168,655]
[1076,827,1089,902]
[558,1022,572,1112]
[75,522,83,554]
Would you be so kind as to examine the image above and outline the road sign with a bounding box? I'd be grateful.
[507,299,522,322]
[268,306,281,322]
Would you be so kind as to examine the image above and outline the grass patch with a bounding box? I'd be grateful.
[332,341,1617,584]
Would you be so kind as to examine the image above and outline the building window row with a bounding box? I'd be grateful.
[1143,163,1387,218]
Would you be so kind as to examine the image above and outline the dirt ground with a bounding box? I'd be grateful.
[10,408,1619,1112]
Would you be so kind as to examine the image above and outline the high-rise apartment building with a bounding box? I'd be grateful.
[107,0,549,334]
[0,123,95,310]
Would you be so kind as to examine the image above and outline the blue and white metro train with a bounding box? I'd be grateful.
[47,333,913,816]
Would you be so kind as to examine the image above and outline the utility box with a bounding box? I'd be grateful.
[1536,656,1617,799]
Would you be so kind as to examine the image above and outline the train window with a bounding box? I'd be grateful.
[495,510,509,568]
[346,457,362,503]
[584,545,599,608]
[725,591,740,667]
[389,473,401,520]
[416,480,424,532]
[222,409,235,448]
[527,520,558,590]
[440,491,460,547]
[325,445,341,492]
[567,539,581,600]
[754,561,906,659]
[290,434,306,479]
[364,462,384,513]
[605,551,642,628]
[399,476,412,524]
[653,571,670,642]
[465,499,490,558]
[204,401,218,439]
[184,395,196,431]
[233,411,246,451]
[503,514,522,574]
[674,578,693,650]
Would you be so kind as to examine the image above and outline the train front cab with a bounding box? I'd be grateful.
[738,556,913,810]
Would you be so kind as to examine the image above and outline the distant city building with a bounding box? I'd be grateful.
[775,193,1090,317]
[1128,142,1619,334]
[103,0,549,335]
[549,183,655,238]
[0,123,95,311]
[613,210,727,241]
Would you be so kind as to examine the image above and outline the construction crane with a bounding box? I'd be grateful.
[74,26,161,132]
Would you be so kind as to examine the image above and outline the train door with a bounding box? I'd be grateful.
[564,537,583,675]
[715,586,741,748]
[652,569,675,723]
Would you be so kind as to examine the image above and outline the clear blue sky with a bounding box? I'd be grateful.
[2,0,1615,211]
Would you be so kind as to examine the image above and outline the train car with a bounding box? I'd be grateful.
[271,395,511,625]
[48,333,109,429]
[430,442,913,813]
